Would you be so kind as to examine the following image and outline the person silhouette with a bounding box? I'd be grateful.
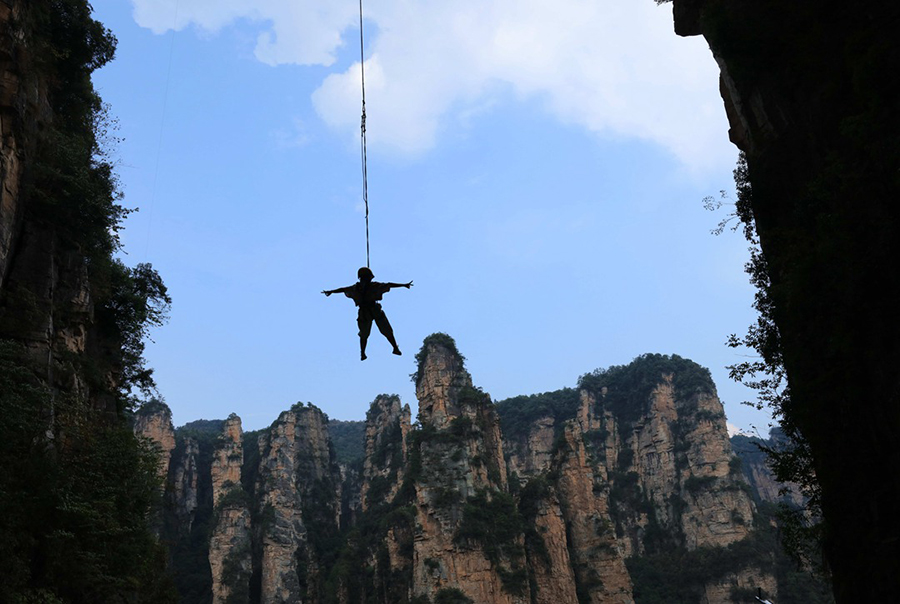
[322,267,413,360]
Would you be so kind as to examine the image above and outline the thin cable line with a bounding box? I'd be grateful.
[359,0,370,268]
[145,0,179,258]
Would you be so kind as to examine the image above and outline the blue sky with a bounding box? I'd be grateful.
[92,0,772,435]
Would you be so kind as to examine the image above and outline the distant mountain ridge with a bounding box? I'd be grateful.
[137,335,831,603]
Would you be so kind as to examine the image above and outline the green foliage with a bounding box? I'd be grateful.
[135,398,171,418]
[221,544,251,604]
[494,388,581,444]
[240,429,262,497]
[216,485,251,512]
[448,415,476,438]
[176,419,226,442]
[517,477,552,566]
[608,470,656,543]
[579,354,714,431]
[424,557,440,571]
[321,416,417,604]
[327,419,366,466]
[301,476,343,597]
[455,490,524,562]
[720,155,827,571]
[95,261,171,403]
[617,448,635,470]
[456,385,488,408]
[367,475,394,508]
[19,0,171,410]
[694,409,725,423]
[0,2,177,601]
[433,588,474,604]
[683,475,717,495]
[411,333,464,386]
[455,490,527,594]
[164,433,218,602]
[0,341,176,603]
[26,0,121,256]
[627,502,833,604]
[433,486,460,508]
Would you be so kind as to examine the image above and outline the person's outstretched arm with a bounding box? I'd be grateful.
[384,281,413,290]
[322,286,353,297]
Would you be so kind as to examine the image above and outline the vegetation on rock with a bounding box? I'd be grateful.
[0,1,173,601]
[684,1,900,598]
[579,353,714,428]
[328,418,367,466]
[411,332,464,386]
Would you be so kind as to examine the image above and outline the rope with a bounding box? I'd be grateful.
[146,0,180,258]
[358,0,370,268]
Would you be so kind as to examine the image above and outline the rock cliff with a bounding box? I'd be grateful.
[360,394,410,512]
[731,429,805,510]
[256,405,341,602]
[408,336,520,603]
[150,337,828,603]
[667,2,900,600]
[134,401,177,481]
[1,2,174,600]
[208,414,252,604]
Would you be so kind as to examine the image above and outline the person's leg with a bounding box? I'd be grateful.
[358,313,373,360]
[374,309,401,355]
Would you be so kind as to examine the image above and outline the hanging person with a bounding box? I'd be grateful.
[322,267,413,360]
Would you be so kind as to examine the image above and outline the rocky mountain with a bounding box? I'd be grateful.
[1,1,175,600]
[137,334,831,603]
[730,429,805,511]
[666,2,900,600]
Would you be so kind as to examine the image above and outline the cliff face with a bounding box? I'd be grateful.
[502,357,759,603]
[618,379,754,551]
[668,2,900,600]
[0,1,51,290]
[409,339,520,603]
[208,414,252,604]
[731,429,805,510]
[149,339,824,603]
[256,405,341,603]
[134,402,177,481]
[0,0,92,410]
[360,394,410,512]
[1,2,175,601]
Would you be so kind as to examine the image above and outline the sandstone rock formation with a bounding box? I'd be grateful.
[360,394,410,511]
[208,414,252,604]
[409,336,521,603]
[134,403,177,481]
[256,405,341,603]
[154,339,826,603]
[171,437,200,530]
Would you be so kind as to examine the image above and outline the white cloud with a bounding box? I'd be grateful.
[131,0,355,65]
[131,0,733,171]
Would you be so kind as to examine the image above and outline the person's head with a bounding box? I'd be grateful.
[358,267,374,282]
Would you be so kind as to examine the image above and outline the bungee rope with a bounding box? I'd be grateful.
[358,0,370,269]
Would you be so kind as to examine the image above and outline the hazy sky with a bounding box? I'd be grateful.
[92,0,772,435]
